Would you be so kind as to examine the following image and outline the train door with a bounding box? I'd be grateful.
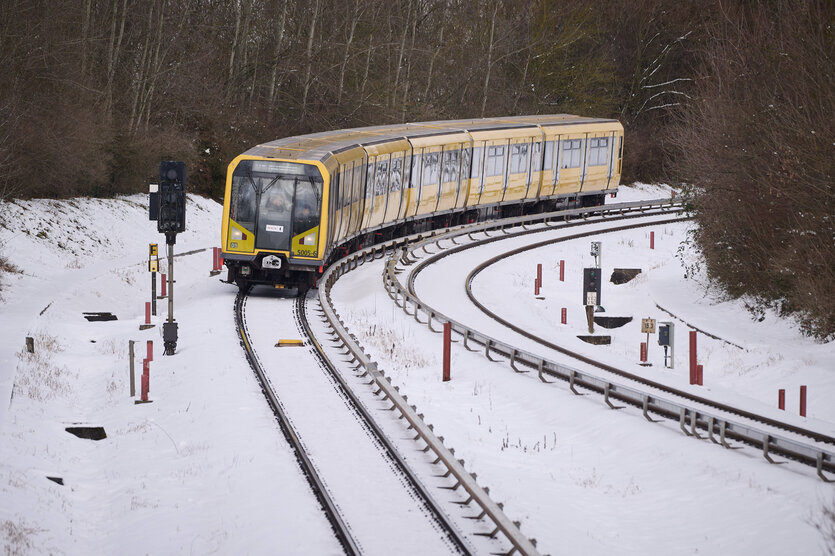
[466,141,485,206]
[369,154,390,227]
[383,152,404,223]
[416,147,441,216]
[529,128,546,200]
[457,142,472,209]
[436,144,461,212]
[480,139,508,205]
[556,135,582,195]
[505,137,533,201]
[404,150,421,218]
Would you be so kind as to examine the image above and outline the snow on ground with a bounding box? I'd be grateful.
[0,195,337,555]
[0,185,832,555]
[329,184,835,555]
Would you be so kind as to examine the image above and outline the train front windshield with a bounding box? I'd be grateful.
[229,160,324,253]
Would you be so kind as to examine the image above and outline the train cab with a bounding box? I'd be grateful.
[222,157,328,290]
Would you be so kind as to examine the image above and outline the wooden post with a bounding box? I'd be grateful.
[129,340,135,397]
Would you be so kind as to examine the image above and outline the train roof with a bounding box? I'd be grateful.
[241,114,621,163]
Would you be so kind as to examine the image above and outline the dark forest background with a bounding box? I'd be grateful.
[0,0,831,337]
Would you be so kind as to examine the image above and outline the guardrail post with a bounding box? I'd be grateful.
[443,322,451,382]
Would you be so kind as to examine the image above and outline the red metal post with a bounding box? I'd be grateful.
[800,385,807,417]
[689,331,697,385]
[537,263,542,288]
[146,340,153,362]
[141,374,149,402]
[650,231,655,250]
[559,260,565,282]
[213,247,220,271]
[160,274,167,297]
[534,278,540,296]
[778,389,785,410]
[145,302,151,324]
[442,322,451,382]
[696,364,703,386]
[561,308,567,324]
[640,342,647,362]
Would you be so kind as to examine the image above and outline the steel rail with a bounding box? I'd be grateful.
[319,245,543,556]
[294,294,473,555]
[234,288,362,555]
[382,201,835,481]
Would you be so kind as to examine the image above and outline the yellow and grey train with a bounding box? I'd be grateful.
[220,114,623,291]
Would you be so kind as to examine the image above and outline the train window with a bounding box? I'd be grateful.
[442,149,460,183]
[422,152,439,187]
[510,143,529,174]
[352,164,362,203]
[461,148,472,180]
[390,156,403,192]
[375,157,389,195]
[471,146,483,178]
[410,154,420,188]
[486,145,504,177]
[403,154,411,190]
[292,177,323,240]
[544,141,555,171]
[365,162,375,202]
[531,142,542,171]
[562,139,582,168]
[589,137,609,166]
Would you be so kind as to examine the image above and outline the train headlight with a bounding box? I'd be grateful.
[231,228,247,241]
[302,232,316,245]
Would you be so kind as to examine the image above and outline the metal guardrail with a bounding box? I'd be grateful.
[318,234,543,556]
[380,200,835,482]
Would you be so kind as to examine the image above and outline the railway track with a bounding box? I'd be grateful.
[235,282,546,554]
[376,199,834,480]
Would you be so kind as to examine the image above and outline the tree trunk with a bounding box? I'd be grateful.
[302,0,321,115]
[481,2,499,118]
[338,1,361,106]
[267,1,288,107]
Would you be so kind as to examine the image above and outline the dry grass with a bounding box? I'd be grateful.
[13,332,74,402]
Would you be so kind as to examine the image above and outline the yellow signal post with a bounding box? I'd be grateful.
[149,243,159,316]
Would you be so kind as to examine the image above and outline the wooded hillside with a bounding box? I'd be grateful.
[0,0,831,336]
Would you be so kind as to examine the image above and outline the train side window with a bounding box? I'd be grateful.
[410,154,420,188]
[486,145,504,177]
[471,146,483,178]
[422,152,439,187]
[562,139,582,168]
[461,147,472,180]
[375,156,389,195]
[442,148,460,183]
[510,143,529,174]
[531,141,542,171]
[544,140,554,171]
[390,155,403,192]
[589,137,608,166]
[365,162,375,202]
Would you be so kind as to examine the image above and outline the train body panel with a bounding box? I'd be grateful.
[221,115,624,291]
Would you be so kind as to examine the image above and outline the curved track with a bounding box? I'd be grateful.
[383,200,835,479]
